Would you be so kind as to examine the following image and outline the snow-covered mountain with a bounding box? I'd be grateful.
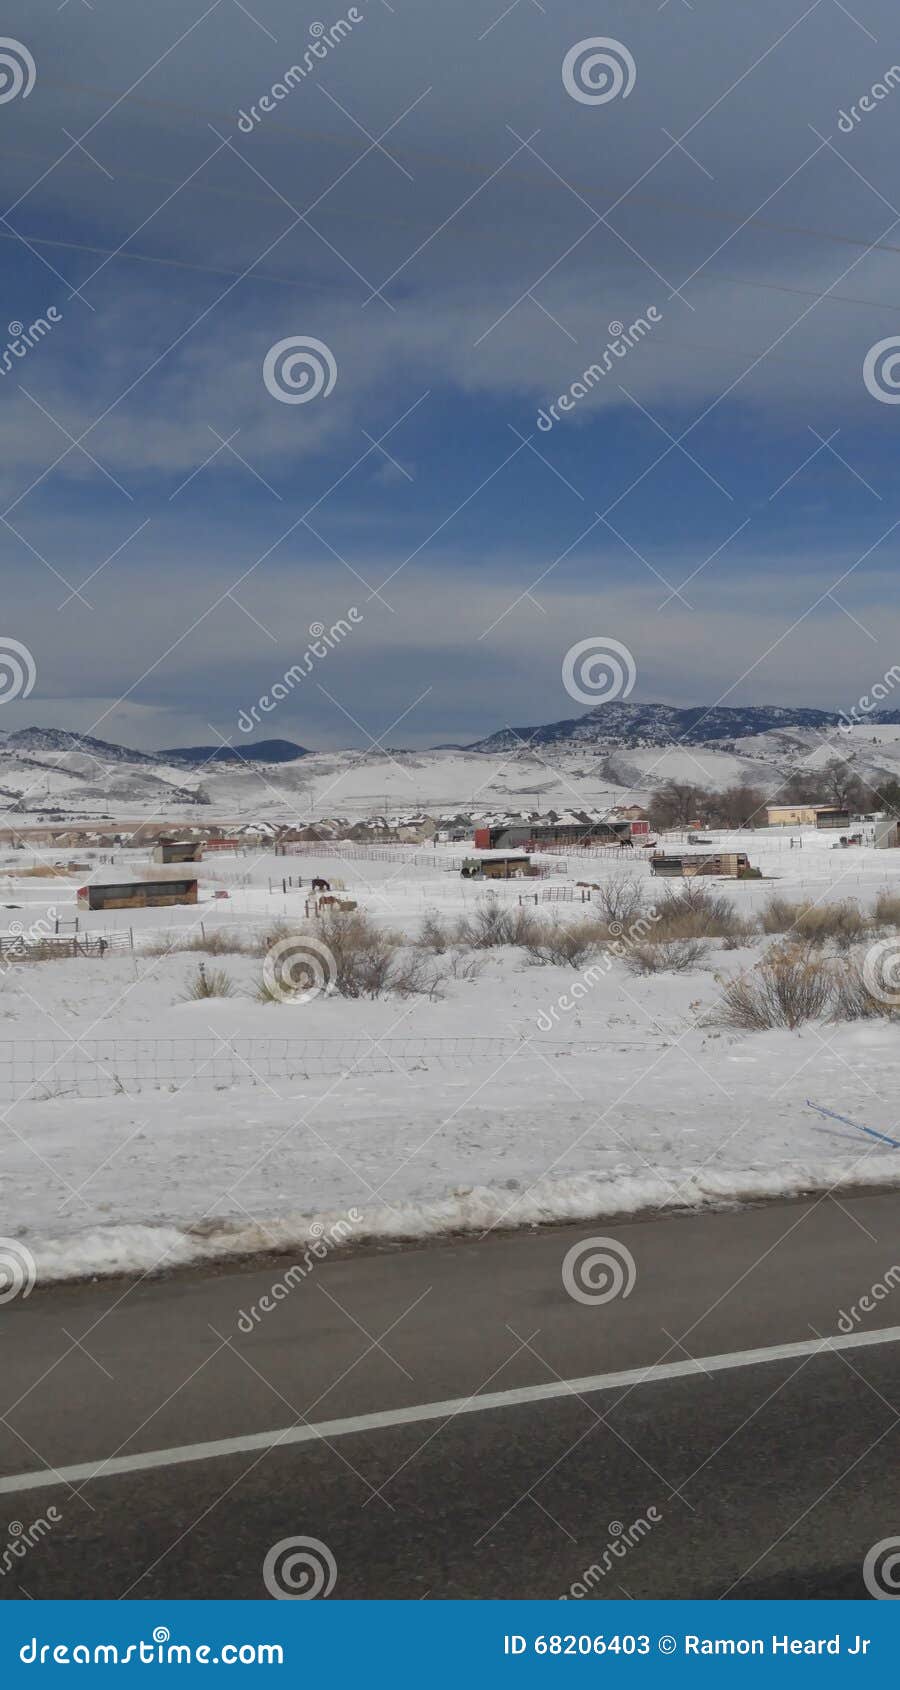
[1,706,900,823]
[4,727,161,766]
[466,701,885,751]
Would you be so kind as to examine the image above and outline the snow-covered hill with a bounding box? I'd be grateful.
[2,705,900,821]
[466,701,899,751]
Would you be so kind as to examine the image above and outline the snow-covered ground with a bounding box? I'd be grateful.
[3,829,900,1284]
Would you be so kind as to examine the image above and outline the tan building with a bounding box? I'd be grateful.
[766,803,819,827]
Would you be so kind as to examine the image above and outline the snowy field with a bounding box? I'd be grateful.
[3,829,900,1284]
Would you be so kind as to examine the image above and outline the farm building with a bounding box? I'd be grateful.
[460,854,532,880]
[766,803,818,826]
[766,803,853,829]
[875,817,900,848]
[651,852,759,879]
[473,817,634,850]
[152,839,203,864]
[77,878,199,911]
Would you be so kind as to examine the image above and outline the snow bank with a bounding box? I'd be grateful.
[28,1153,900,1286]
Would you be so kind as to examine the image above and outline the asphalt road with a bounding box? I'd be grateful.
[2,1190,900,1600]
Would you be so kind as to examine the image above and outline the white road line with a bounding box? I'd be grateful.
[3,1323,900,1496]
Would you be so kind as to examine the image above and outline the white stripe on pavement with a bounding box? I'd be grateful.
[3,1322,900,1496]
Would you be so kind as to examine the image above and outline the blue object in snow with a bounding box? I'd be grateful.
[806,1100,900,1150]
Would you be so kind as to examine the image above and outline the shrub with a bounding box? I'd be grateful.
[146,929,253,957]
[624,938,710,974]
[522,917,607,968]
[417,911,451,954]
[761,898,866,949]
[710,946,833,1030]
[445,950,486,981]
[874,891,900,928]
[259,910,442,1001]
[760,896,804,935]
[454,901,540,949]
[181,963,235,1000]
[652,883,748,942]
[829,955,900,1021]
[797,901,866,950]
[593,875,646,929]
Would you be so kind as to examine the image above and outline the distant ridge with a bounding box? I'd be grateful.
[4,727,161,765]
[464,701,900,751]
[158,739,309,765]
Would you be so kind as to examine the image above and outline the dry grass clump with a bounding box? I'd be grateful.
[874,891,900,927]
[319,909,440,998]
[624,938,710,975]
[829,960,900,1022]
[710,945,833,1030]
[797,902,866,950]
[454,901,541,950]
[761,897,867,949]
[181,962,236,1000]
[521,915,610,968]
[652,883,749,943]
[760,896,804,935]
[417,911,452,953]
[10,864,72,878]
[259,909,442,1001]
[145,929,255,957]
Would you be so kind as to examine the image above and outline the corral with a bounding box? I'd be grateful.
[4,819,900,1285]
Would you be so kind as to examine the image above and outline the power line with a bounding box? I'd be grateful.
[1,222,899,335]
[23,80,900,266]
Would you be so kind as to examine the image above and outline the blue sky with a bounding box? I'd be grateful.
[1,0,900,748]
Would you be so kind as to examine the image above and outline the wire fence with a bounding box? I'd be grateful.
[276,843,459,867]
[0,930,134,962]
[0,1034,609,1104]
